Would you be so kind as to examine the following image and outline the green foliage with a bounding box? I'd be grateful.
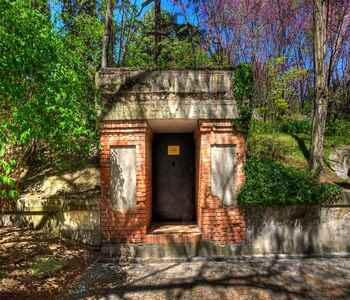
[232,64,254,136]
[233,107,253,137]
[247,126,310,170]
[238,157,342,205]
[324,119,350,158]
[123,11,213,68]
[233,63,254,103]
[249,118,350,171]
[63,14,104,74]
[250,118,349,146]
[31,256,64,278]
[248,120,278,135]
[326,119,350,139]
[248,135,289,161]
[0,0,97,151]
[280,118,311,135]
[0,0,102,198]
[0,148,17,200]
[258,57,307,120]
[249,118,311,135]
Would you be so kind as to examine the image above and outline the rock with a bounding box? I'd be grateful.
[1,165,101,247]
[329,146,350,179]
[40,167,100,197]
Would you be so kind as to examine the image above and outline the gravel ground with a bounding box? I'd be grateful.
[63,256,350,300]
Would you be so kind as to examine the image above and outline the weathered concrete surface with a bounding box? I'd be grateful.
[110,147,136,212]
[329,146,350,179]
[96,69,239,120]
[211,145,237,206]
[242,203,350,255]
[65,257,350,300]
[101,195,350,258]
[0,166,101,247]
[2,159,350,254]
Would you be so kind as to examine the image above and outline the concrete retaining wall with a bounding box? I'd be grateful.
[241,195,350,255]
[0,166,101,247]
[2,162,350,256]
[112,191,350,258]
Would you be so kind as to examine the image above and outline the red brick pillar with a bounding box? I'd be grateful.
[196,120,246,245]
[100,121,152,243]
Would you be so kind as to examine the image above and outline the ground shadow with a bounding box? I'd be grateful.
[289,133,310,161]
[64,257,350,300]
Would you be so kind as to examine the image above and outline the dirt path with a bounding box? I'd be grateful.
[65,257,350,300]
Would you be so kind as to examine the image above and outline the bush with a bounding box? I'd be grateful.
[0,1,101,199]
[248,136,289,161]
[280,119,311,135]
[238,157,342,205]
[250,119,311,136]
[326,119,350,137]
[249,120,277,135]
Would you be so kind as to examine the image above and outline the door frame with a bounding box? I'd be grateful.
[151,132,197,224]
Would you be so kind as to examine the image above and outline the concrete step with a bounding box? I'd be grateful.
[143,224,202,244]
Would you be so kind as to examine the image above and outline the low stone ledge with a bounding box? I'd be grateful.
[1,210,101,247]
[12,189,100,213]
[100,202,350,258]
[0,165,101,247]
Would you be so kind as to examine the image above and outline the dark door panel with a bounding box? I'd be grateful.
[152,133,195,222]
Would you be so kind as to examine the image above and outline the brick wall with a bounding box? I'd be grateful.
[100,120,246,245]
[100,121,152,243]
[196,121,246,245]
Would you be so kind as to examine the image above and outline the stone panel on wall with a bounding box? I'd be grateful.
[96,69,239,120]
[211,145,237,206]
[110,146,136,212]
[103,98,238,120]
[96,69,233,96]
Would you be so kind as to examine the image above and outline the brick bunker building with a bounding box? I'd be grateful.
[97,69,247,256]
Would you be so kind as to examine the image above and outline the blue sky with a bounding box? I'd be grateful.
[49,0,198,31]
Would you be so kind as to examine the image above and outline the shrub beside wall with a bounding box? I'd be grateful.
[238,157,342,205]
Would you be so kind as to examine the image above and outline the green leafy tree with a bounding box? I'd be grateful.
[122,10,213,68]
[233,63,254,105]
[259,57,307,121]
[233,63,254,136]
[0,0,100,199]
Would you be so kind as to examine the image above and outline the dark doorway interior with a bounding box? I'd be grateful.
[152,133,195,222]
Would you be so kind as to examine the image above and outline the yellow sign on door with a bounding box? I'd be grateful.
[168,145,180,155]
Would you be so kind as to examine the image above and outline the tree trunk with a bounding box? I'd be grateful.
[311,0,328,175]
[102,0,114,68]
[154,0,161,65]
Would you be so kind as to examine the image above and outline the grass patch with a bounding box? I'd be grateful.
[31,256,64,278]
[248,129,310,169]
[240,119,347,205]
[248,119,350,171]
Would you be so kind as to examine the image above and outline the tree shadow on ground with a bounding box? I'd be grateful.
[0,226,96,300]
[289,133,310,162]
[66,257,350,300]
